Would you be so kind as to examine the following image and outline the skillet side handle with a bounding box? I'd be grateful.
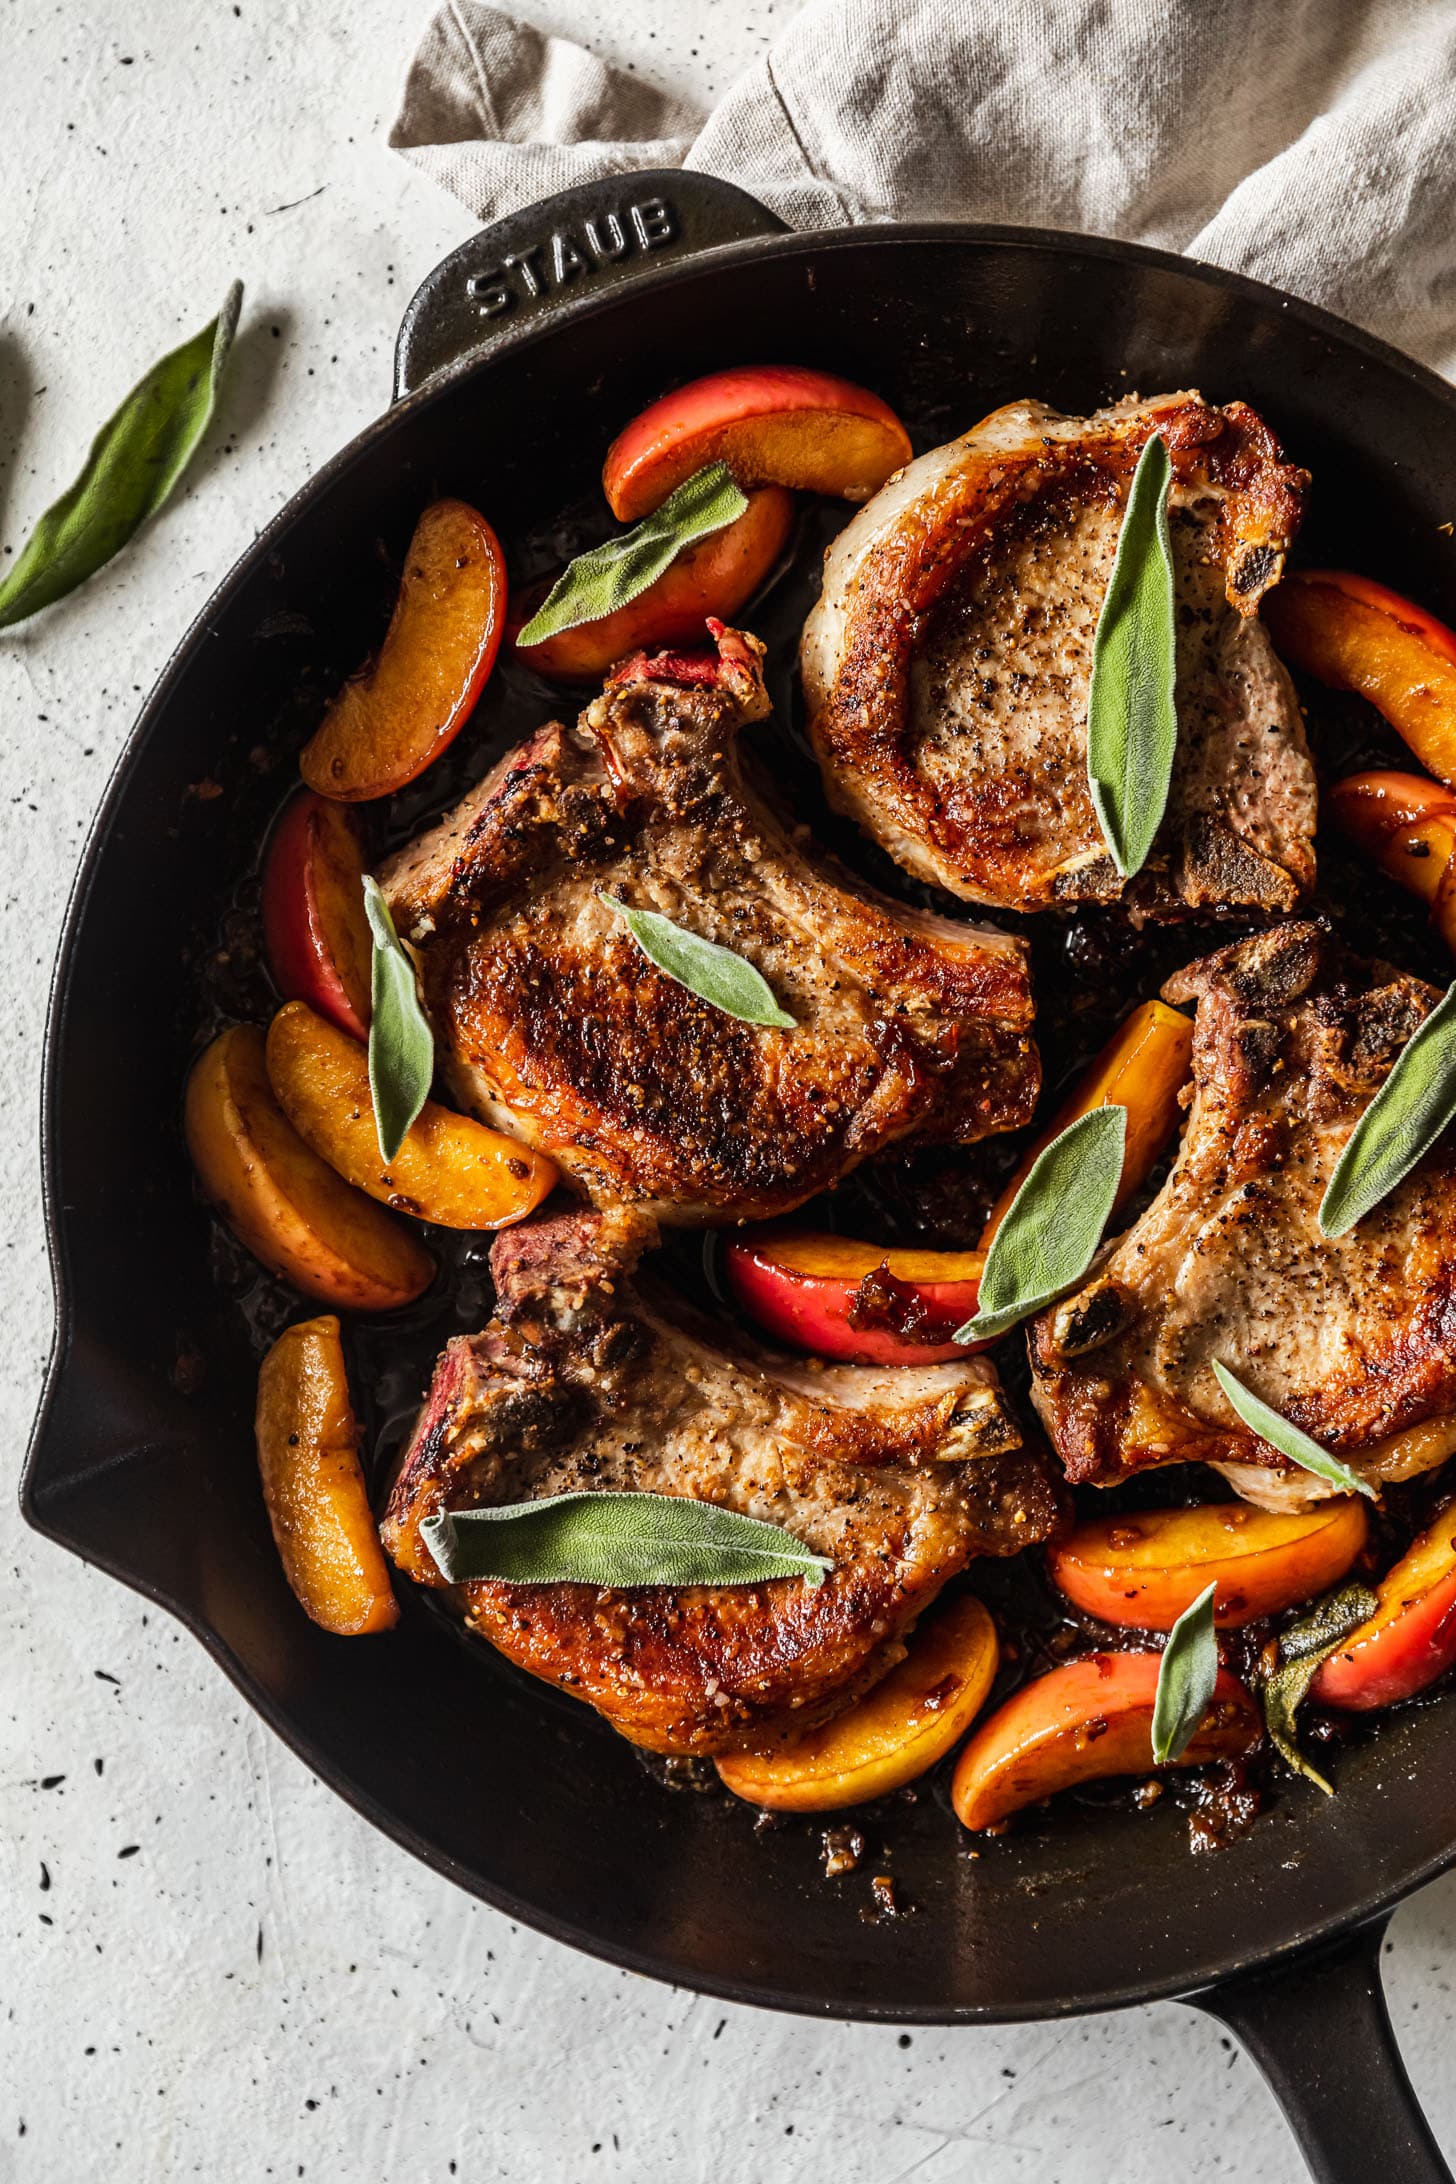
[394,171,789,398]
[1188,1917,1451,2184]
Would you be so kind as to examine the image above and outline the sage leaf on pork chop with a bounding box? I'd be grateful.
[955,1105,1126,1342]
[1212,1361,1377,1500]
[1319,979,1456,1237]
[422,1491,831,1589]
[0,282,242,630]
[362,876,434,1162]
[1151,1581,1219,1765]
[516,461,749,644]
[603,893,796,1028]
[1261,1580,1378,1793]
[1086,431,1178,878]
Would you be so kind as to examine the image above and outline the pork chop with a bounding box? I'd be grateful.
[382,1206,1055,1754]
[1028,922,1456,1510]
[801,391,1314,920]
[381,622,1038,1226]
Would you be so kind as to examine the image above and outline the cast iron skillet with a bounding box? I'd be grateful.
[23,173,1456,2183]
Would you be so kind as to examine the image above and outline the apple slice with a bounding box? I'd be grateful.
[603,366,913,522]
[1327,770,1456,907]
[261,790,373,1040]
[515,485,793,684]
[185,1025,433,1310]
[1264,570,1456,788]
[950,1653,1260,1831]
[1327,769,1456,955]
[716,1593,998,1811]
[723,1229,986,1364]
[1048,1499,1369,1631]
[981,998,1192,1247]
[300,499,506,801]
[266,1001,557,1231]
[1311,1503,1456,1710]
[256,1315,399,1635]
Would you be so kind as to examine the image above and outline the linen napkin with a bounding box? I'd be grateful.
[391,0,1456,377]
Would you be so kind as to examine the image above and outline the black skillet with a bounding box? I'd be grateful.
[23,173,1456,2183]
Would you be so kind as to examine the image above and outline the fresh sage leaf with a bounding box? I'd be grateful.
[1319,980,1456,1237]
[517,461,750,645]
[1212,1361,1377,1500]
[0,282,242,631]
[1279,1581,1379,1665]
[1263,1662,1334,1795]
[1086,432,1178,878]
[1261,1580,1378,1793]
[954,1105,1126,1342]
[1151,1581,1219,1765]
[603,893,796,1028]
[362,876,434,1163]
[422,1490,831,1589]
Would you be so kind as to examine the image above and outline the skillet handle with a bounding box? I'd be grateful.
[1188,1917,1451,2184]
[394,170,788,399]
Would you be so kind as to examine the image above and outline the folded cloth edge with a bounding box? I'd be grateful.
[390,0,1456,378]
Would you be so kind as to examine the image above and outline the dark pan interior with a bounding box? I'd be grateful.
[27,228,1456,2021]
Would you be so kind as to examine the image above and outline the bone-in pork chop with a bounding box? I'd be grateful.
[381,623,1038,1225]
[801,391,1313,919]
[382,1207,1056,1754]
[1029,923,1456,1510]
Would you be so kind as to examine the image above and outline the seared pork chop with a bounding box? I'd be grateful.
[382,623,1038,1226]
[382,1207,1055,1755]
[1029,923,1456,1510]
[801,391,1313,920]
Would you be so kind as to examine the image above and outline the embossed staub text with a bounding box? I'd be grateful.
[466,196,679,319]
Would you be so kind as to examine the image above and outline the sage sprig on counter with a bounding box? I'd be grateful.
[362,877,434,1163]
[1319,980,1456,1237]
[517,462,749,645]
[1151,1581,1219,1765]
[603,893,796,1028]
[0,283,242,631]
[1261,1581,1379,1793]
[422,1490,831,1589]
[1212,1362,1377,1500]
[1086,431,1178,878]
[954,1105,1126,1343]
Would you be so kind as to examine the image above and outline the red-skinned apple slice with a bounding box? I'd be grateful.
[723,1230,987,1364]
[1048,1499,1369,1630]
[950,1653,1260,1831]
[1264,570,1456,787]
[262,791,373,1040]
[515,486,793,683]
[603,366,913,521]
[1327,769,1456,956]
[1311,1502,1456,1711]
[300,498,506,801]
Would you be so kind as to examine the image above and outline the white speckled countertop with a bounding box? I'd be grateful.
[5,4,1456,2177]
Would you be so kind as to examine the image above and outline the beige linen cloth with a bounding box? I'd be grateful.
[391,0,1456,377]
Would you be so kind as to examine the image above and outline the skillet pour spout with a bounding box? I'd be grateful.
[23,169,1456,2184]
